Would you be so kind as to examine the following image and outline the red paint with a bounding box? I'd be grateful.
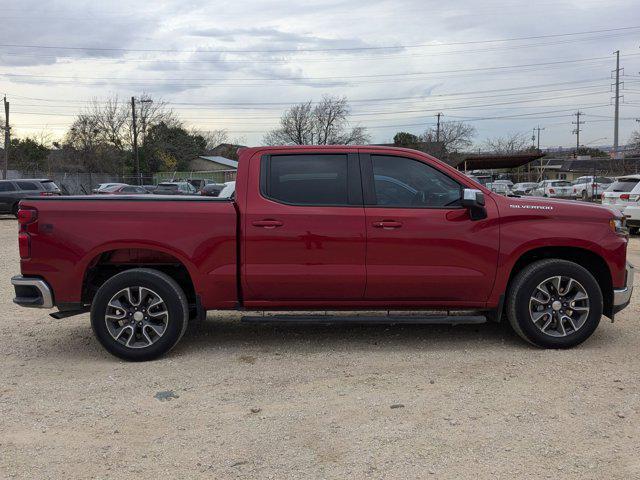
[18,145,628,313]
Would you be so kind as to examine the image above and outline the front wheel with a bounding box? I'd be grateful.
[91,268,189,361]
[506,259,602,348]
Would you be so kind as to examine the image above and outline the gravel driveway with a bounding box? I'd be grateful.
[1,216,639,479]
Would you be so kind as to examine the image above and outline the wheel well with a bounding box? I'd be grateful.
[82,249,196,306]
[507,247,613,317]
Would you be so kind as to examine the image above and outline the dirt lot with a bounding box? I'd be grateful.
[1,217,639,480]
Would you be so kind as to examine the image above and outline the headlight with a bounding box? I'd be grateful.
[609,218,628,236]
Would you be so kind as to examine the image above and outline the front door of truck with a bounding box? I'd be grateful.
[242,151,366,305]
[360,151,499,305]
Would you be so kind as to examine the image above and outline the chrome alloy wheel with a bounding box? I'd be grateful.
[104,286,169,349]
[529,276,590,337]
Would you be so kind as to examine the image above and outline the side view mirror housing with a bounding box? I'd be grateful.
[461,188,487,220]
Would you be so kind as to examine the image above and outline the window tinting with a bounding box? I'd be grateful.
[371,155,462,207]
[0,182,16,192]
[41,181,59,191]
[265,154,349,205]
[16,181,38,190]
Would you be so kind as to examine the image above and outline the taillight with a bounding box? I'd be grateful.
[620,194,630,201]
[17,207,38,259]
[573,188,576,193]
[549,188,555,194]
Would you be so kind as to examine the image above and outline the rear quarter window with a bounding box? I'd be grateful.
[40,181,60,191]
[16,181,39,190]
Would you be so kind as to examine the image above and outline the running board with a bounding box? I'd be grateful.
[241,314,486,325]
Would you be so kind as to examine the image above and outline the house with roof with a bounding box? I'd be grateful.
[189,155,238,172]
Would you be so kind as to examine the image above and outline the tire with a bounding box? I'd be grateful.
[90,268,189,361]
[506,259,602,348]
[630,227,640,236]
[12,203,19,217]
[581,190,588,201]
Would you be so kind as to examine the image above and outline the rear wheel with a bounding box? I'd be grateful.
[581,190,588,200]
[11,203,19,217]
[90,268,189,361]
[506,259,602,348]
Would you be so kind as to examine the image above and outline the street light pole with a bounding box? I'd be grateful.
[131,97,139,185]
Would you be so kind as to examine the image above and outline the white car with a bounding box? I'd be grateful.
[218,181,236,198]
[92,182,126,194]
[601,175,640,211]
[623,204,640,235]
[486,182,510,195]
[571,176,613,200]
[531,180,573,198]
[511,182,538,196]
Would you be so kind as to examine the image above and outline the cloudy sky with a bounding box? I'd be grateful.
[1,0,639,149]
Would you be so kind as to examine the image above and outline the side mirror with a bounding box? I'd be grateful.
[461,188,487,220]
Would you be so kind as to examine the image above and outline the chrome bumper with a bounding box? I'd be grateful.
[11,275,54,308]
[613,262,634,310]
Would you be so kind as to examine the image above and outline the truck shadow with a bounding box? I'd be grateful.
[179,317,528,354]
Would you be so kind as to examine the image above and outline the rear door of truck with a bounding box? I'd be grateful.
[241,149,366,304]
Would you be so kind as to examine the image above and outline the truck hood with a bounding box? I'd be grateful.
[496,194,621,220]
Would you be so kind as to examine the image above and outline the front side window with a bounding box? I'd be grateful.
[264,154,350,205]
[371,155,462,207]
[0,182,16,192]
[16,181,38,191]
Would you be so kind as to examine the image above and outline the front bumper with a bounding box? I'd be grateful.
[11,275,54,308]
[612,262,635,314]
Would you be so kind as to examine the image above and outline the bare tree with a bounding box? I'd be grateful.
[193,128,229,150]
[263,96,370,145]
[483,132,529,154]
[629,129,640,153]
[422,121,476,153]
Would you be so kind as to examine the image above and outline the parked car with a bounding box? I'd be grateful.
[531,180,573,198]
[218,181,236,199]
[200,183,227,197]
[97,184,150,195]
[188,179,214,192]
[511,182,538,196]
[0,179,62,216]
[11,146,633,360]
[92,183,126,194]
[601,175,640,211]
[153,182,198,195]
[571,176,613,200]
[486,182,510,195]
[493,179,514,189]
[623,204,640,235]
[142,184,158,192]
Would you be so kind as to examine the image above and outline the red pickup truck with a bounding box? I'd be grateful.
[12,146,634,360]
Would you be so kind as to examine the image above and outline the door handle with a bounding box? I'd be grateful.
[372,220,402,229]
[252,219,283,229]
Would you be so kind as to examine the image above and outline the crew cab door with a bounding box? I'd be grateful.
[242,151,366,304]
[360,151,499,305]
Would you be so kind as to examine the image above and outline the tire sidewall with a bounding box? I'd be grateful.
[91,270,187,361]
[512,262,603,348]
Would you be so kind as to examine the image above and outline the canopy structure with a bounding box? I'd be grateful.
[450,153,546,170]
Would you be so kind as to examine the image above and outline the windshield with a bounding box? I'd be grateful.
[102,184,123,192]
[157,183,179,190]
[607,179,640,192]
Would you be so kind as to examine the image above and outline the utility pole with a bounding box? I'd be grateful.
[612,50,622,157]
[572,111,584,154]
[2,96,8,180]
[534,126,545,182]
[435,113,443,142]
[535,125,545,151]
[131,96,140,185]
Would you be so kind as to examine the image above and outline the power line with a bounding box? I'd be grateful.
[1,25,639,53]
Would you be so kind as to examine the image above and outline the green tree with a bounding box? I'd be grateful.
[141,122,206,173]
[393,132,421,148]
[9,137,50,172]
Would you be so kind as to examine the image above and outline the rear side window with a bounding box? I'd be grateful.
[16,181,39,190]
[0,182,16,192]
[263,154,350,205]
[608,179,640,192]
[371,155,462,207]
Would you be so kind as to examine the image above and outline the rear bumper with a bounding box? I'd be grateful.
[11,275,54,308]
[613,262,635,313]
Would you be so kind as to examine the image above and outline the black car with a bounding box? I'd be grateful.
[152,182,198,195]
[0,179,62,216]
[200,183,226,197]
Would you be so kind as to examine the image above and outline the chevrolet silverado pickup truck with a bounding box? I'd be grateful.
[12,146,634,361]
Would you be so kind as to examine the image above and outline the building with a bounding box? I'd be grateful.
[534,156,640,181]
[189,155,238,172]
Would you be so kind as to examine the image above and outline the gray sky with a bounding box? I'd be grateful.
[1,0,639,149]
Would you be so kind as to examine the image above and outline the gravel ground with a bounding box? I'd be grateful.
[1,216,639,479]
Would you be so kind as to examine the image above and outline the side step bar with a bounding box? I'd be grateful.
[241,314,486,325]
